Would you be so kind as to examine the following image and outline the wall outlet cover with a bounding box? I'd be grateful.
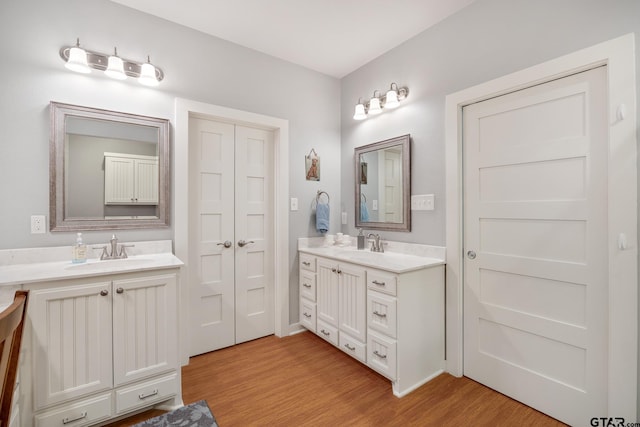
[31,215,46,234]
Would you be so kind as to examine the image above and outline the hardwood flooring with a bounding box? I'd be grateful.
[108,331,566,426]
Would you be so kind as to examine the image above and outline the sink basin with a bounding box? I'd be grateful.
[64,257,154,270]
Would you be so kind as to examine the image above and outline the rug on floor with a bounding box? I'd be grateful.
[132,400,218,427]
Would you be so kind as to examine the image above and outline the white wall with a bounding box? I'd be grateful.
[0,0,342,323]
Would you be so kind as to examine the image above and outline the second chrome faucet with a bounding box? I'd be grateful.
[96,234,135,260]
[367,233,384,253]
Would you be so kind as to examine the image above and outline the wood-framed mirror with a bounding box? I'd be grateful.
[355,134,411,232]
[50,102,170,231]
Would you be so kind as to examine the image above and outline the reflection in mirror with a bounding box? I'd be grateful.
[355,134,410,232]
[50,102,170,231]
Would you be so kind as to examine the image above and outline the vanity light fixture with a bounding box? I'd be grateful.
[352,82,408,120]
[60,39,165,86]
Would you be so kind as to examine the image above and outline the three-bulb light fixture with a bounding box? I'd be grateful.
[353,83,408,120]
[60,39,164,87]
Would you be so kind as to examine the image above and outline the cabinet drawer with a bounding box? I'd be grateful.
[300,298,317,332]
[367,270,397,296]
[367,329,397,380]
[35,393,112,427]
[300,254,316,272]
[339,332,366,364]
[115,372,178,415]
[299,270,316,301]
[316,319,339,347]
[367,291,397,338]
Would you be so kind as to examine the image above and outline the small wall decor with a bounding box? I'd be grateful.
[305,148,320,181]
[360,161,368,184]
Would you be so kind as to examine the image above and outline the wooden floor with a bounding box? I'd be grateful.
[108,332,566,426]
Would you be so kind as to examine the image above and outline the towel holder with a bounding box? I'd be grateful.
[361,193,366,202]
[316,190,330,205]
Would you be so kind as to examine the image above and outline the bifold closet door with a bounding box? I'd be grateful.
[189,117,274,357]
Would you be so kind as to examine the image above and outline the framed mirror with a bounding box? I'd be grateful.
[50,102,170,231]
[355,134,410,232]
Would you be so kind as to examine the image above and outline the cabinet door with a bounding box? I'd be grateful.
[104,156,135,204]
[316,258,339,327]
[112,274,178,386]
[31,282,113,409]
[134,158,159,204]
[338,263,366,343]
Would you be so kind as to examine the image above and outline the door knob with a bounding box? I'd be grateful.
[467,250,477,260]
[217,240,232,248]
[237,240,255,247]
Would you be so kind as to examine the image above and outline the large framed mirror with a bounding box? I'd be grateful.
[355,134,411,232]
[50,102,170,231]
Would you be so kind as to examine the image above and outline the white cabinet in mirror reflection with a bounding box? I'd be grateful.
[104,152,159,205]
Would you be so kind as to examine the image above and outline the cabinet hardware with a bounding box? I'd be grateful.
[303,312,311,318]
[116,287,124,294]
[217,240,232,248]
[331,268,337,273]
[320,329,330,336]
[344,343,356,351]
[138,389,159,400]
[302,261,311,266]
[467,250,476,260]
[373,310,387,318]
[100,290,109,296]
[337,269,342,274]
[303,283,311,288]
[373,350,387,359]
[372,280,386,286]
[62,412,87,424]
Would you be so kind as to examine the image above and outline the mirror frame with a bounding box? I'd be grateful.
[50,102,170,231]
[355,134,411,232]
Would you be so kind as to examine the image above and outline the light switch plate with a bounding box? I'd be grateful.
[411,194,435,211]
[290,198,298,211]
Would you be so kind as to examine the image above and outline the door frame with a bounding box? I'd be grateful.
[174,98,289,365]
[445,34,637,418]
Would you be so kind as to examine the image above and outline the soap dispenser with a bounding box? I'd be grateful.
[357,229,365,250]
[72,232,87,264]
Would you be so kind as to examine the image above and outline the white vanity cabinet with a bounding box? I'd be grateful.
[25,270,179,427]
[104,153,159,205]
[298,244,445,397]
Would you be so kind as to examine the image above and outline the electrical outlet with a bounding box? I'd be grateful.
[31,215,46,234]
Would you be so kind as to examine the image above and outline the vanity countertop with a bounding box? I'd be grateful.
[0,240,183,286]
[298,239,445,274]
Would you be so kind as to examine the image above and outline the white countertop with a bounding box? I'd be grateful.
[298,239,444,274]
[0,240,183,286]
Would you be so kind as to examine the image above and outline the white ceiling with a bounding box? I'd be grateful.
[111,0,476,78]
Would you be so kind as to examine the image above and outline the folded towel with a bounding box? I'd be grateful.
[360,201,369,222]
[316,203,330,234]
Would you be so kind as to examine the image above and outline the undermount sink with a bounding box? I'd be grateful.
[64,257,154,270]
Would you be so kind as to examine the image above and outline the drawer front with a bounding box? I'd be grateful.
[367,291,398,338]
[367,270,397,296]
[316,319,339,347]
[299,270,317,302]
[35,393,112,427]
[115,372,178,415]
[300,298,317,332]
[367,329,397,380]
[299,254,316,272]
[339,332,366,364]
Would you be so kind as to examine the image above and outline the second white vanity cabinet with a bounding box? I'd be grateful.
[26,270,179,427]
[104,153,159,205]
[299,243,445,397]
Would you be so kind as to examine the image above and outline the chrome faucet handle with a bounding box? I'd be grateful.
[119,244,135,259]
[93,246,109,260]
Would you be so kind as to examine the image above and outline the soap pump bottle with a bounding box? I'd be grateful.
[357,229,365,250]
[72,232,87,264]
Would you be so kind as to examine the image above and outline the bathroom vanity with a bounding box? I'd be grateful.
[298,238,445,397]
[0,240,182,427]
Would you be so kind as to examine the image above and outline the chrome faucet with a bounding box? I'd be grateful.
[96,234,134,260]
[367,233,384,253]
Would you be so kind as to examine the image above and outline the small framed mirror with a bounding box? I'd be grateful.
[355,134,411,232]
[50,102,170,231]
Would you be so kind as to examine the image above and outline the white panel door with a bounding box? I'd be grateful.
[463,67,607,426]
[134,158,159,204]
[190,118,274,356]
[190,118,236,356]
[382,149,402,223]
[234,126,274,343]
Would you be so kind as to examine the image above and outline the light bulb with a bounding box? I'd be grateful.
[353,103,367,120]
[384,89,399,108]
[65,44,90,74]
[105,48,127,80]
[139,61,159,87]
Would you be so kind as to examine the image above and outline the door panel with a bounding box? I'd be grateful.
[463,67,607,425]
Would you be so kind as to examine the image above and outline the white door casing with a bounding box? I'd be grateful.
[463,67,607,425]
[445,34,637,419]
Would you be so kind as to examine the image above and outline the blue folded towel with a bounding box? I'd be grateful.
[316,203,330,234]
[360,201,370,222]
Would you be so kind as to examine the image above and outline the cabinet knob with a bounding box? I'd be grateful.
[100,290,109,296]
[116,287,124,294]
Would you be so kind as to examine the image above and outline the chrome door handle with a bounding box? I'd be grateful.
[217,240,232,248]
[238,240,255,247]
[467,250,477,260]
